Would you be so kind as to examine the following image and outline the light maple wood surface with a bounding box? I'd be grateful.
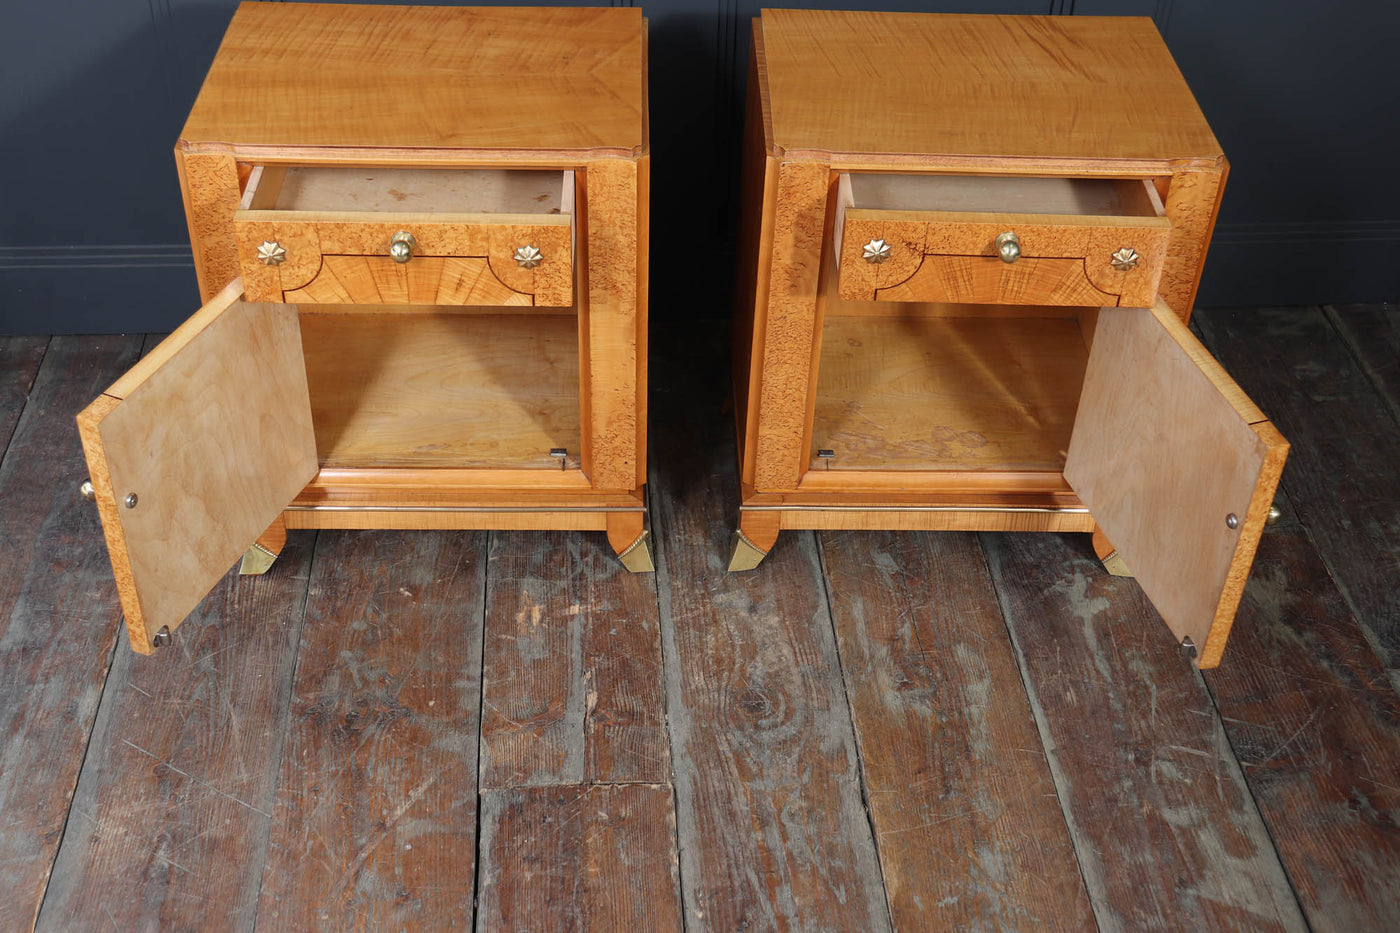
[812,314,1089,473]
[179,3,644,155]
[1064,301,1288,668]
[759,10,1220,162]
[284,256,532,306]
[76,280,318,654]
[298,311,581,471]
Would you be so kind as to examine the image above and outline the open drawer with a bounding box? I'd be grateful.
[834,173,1171,307]
[233,166,574,306]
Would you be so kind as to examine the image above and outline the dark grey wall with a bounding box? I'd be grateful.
[3,0,1396,334]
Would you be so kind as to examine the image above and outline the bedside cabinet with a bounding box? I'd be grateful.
[77,3,650,654]
[731,10,1288,668]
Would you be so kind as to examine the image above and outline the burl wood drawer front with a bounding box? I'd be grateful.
[233,167,573,306]
[835,174,1171,308]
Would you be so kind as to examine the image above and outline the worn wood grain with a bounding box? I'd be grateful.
[0,336,141,932]
[37,533,313,931]
[1194,306,1400,691]
[981,530,1305,931]
[650,322,890,931]
[480,530,668,788]
[819,528,1095,929]
[254,530,487,928]
[0,336,46,454]
[1203,510,1400,931]
[477,783,683,931]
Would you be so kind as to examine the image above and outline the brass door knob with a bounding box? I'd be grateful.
[389,231,417,263]
[996,231,1021,263]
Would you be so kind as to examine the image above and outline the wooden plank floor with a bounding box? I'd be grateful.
[1,304,1397,930]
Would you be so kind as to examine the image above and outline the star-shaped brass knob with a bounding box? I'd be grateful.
[514,245,543,269]
[862,238,892,264]
[257,241,286,266]
[1110,247,1140,272]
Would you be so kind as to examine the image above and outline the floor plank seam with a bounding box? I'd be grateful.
[1291,507,1400,699]
[470,528,494,925]
[1194,665,1315,928]
[811,530,897,932]
[29,627,121,933]
[974,531,1104,932]
[0,336,49,471]
[1323,303,1400,431]
[245,528,320,932]
[645,445,693,933]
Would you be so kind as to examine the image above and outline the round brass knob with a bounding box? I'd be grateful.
[996,231,1021,264]
[80,480,95,502]
[389,231,417,264]
[1266,504,1282,525]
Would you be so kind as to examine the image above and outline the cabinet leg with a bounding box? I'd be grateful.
[728,511,781,572]
[1092,528,1133,577]
[240,515,287,576]
[607,512,654,574]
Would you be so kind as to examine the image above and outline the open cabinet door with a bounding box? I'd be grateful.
[1065,301,1289,669]
[76,279,318,654]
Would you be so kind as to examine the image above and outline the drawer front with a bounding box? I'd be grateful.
[835,175,1171,308]
[234,217,572,306]
[232,166,574,307]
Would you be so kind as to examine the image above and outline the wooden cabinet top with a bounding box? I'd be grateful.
[756,9,1221,164]
[179,3,646,156]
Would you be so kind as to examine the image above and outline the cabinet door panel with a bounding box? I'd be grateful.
[76,279,318,653]
[1065,302,1288,668]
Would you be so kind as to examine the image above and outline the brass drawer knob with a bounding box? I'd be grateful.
[389,231,417,263]
[514,244,543,269]
[80,480,95,501]
[996,231,1020,263]
[1111,246,1140,271]
[861,238,892,264]
[256,241,286,266]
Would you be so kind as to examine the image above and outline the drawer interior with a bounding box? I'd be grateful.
[241,166,575,216]
[842,172,1164,218]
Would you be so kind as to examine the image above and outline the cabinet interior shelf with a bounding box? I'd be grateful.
[812,310,1092,473]
[299,309,581,470]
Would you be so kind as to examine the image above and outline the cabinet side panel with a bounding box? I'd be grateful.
[1159,164,1227,321]
[177,150,243,301]
[733,25,776,481]
[584,158,643,491]
[750,160,831,491]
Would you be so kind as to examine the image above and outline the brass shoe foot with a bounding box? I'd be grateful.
[239,543,279,575]
[617,530,655,573]
[727,530,769,572]
[1092,528,1132,577]
[1099,548,1132,577]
